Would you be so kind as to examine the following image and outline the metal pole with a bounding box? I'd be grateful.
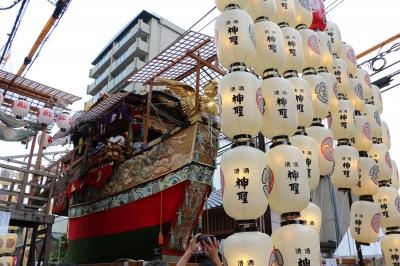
[347,192,364,266]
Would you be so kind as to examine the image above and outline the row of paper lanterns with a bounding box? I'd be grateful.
[0,95,73,148]
[214,0,400,265]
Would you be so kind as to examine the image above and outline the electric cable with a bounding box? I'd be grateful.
[0,0,22,10]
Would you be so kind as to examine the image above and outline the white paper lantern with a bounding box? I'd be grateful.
[224,231,273,266]
[348,78,365,112]
[266,143,310,214]
[325,21,342,56]
[340,43,357,78]
[56,112,73,132]
[350,200,381,244]
[290,134,320,191]
[318,70,339,113]
[363,103,382,141]
[261,76,298,139]
[252,19,286,76]
[280,26,305,75]
[221,145,269,220]
[37,132,53,149]
[298,28,322,71]
[4,233,17,254]
[306,124,334,176]
[329,99,355,140]
[381,233,400,266]
[37,107,55,125]
[316,31,333,71]
[273,0,296,27]
[12,98,30,119]
[286,75,313,128]
[246,0,276,22]
[352,156,379,197]
[219,70,263,140]
[390,160,399,190]
[215,0,248,11]
[272,223,320,265]
[351,114,372,152]
[300,202,322,234]
[293,0,312,29]
[369,143,393,182]
[373,187,400,229]
[380,121,391,150]
[331,144,359,191]
[215,7,256,69]
[303,73,329,120]
[357,68,373,101]
[371,84,383,114]
[330,57,351,97]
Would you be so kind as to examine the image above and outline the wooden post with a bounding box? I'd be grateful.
[17,134,37,208]
[30,125,46,198]
[194,60,201,113]
[143,80,153,144]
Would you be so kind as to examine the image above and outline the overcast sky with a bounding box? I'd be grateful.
[1,0,400,189]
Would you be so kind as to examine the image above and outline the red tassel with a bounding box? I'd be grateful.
[158,232,164,245]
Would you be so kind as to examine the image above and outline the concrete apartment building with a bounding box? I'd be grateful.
[86,10,184,107]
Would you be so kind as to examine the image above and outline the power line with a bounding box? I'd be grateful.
[0,0,30,65]
[0,0,22,10]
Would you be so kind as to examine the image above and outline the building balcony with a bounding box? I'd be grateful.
[112,19,150,58]
[89,51,112,79]
[108,57,146,94]
[86,68,110,96]
[110,38,149,76]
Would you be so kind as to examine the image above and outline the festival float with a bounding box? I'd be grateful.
[50,31,222,263]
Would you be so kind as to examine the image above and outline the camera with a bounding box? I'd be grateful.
[196,234,214,243]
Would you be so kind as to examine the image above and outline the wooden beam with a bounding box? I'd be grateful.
[143,80,153,144]
[194,60,201,113]
[0,162,56,179]
[357,33,400,59]
[189,53,225,76]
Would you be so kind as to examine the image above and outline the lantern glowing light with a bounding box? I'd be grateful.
[251,18,286,76]
[224,231,273,266]
[271,223,321,265]
[306,124,334,176]
[340,43,358,78]
[373,186,400,229]
[37,107,55,126]
[380,121,391,150]
[351,156,379,197]
[12,98,30,119]
[351,114,372,152]
[261,76,298,139]
[286,75,313,128]
[357,68,373,101]
[325,21,342,56]
[303,72,329,120]
[37,132,53,149]
[56,112,73,132]
[371,84,383,114]
[329,99,355,141]
[381,233,400,266]
[298,28,322,71]
[316,31,333,70]
[390,160,399,190]
[266,142,310,214]
[369,143,392,181]
[330,57,351,97]
[348,78,365,112]
[220,145,269,220]
[350,200,381,244]
[219,69,263,140]
[300,202,322,234]
[246,0,276,22]
[214,6,256,69]
[293,0,312,29]
[290,133,320,191]
[331,143,359,191]
[318,69,338,113]
[363,103,382,141]
[280,26,305,74]
[273,0,296,27]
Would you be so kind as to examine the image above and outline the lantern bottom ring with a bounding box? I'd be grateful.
[359,195,374,202]
[357,241,371,246]
[281,212,301,221]
[280,220,305,227]
[283,70,298,79]
[338,188,351,193]
[262,68,279,80]
[236,219,258,232]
